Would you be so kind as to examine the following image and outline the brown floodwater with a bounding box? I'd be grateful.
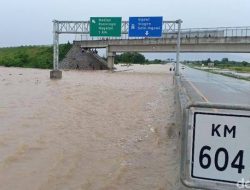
[0,65,180,190]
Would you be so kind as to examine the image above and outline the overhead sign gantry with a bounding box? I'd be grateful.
[50,18,182,79]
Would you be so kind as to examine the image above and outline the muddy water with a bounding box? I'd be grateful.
[0,65,180,190]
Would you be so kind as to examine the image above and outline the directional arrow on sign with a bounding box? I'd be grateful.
[145,31,149,36]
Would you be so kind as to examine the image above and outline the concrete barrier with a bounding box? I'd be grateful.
[174,75,194,190]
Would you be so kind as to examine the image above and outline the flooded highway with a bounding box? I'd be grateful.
[0,65,180,190]
[181,66,250,104]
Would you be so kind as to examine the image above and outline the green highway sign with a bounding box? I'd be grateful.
[90,17,122,37]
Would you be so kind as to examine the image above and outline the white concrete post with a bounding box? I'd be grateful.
[106,46,116,70]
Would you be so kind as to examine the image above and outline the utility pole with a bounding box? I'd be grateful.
[175,19,182,76]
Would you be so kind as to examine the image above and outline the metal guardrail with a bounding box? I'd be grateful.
[186,102,250,111]
[76,27,250,41]
[180,26,250,38]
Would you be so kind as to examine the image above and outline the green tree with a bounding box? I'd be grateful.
[242,61,248,67]
[221,58,229,63]
[14,51,29,67]
[115,52,145,64]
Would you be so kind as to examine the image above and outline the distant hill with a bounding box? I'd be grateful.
[0,43,72,69]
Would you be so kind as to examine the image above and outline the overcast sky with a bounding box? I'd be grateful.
[0,0,250,60]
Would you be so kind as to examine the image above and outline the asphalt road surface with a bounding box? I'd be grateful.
[180,66,250,105]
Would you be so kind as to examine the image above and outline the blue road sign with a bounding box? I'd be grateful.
[129,17,163,37]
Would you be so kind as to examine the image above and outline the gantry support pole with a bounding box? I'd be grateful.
[50,20,62,79]
[175,19,182,76]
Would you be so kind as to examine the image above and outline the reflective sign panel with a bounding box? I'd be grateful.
[129,16,163,37]
[192,112,250,184]
[90,17,122,37]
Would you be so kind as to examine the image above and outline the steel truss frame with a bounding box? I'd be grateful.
[54,20,180,34]
[52,20,182,76]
